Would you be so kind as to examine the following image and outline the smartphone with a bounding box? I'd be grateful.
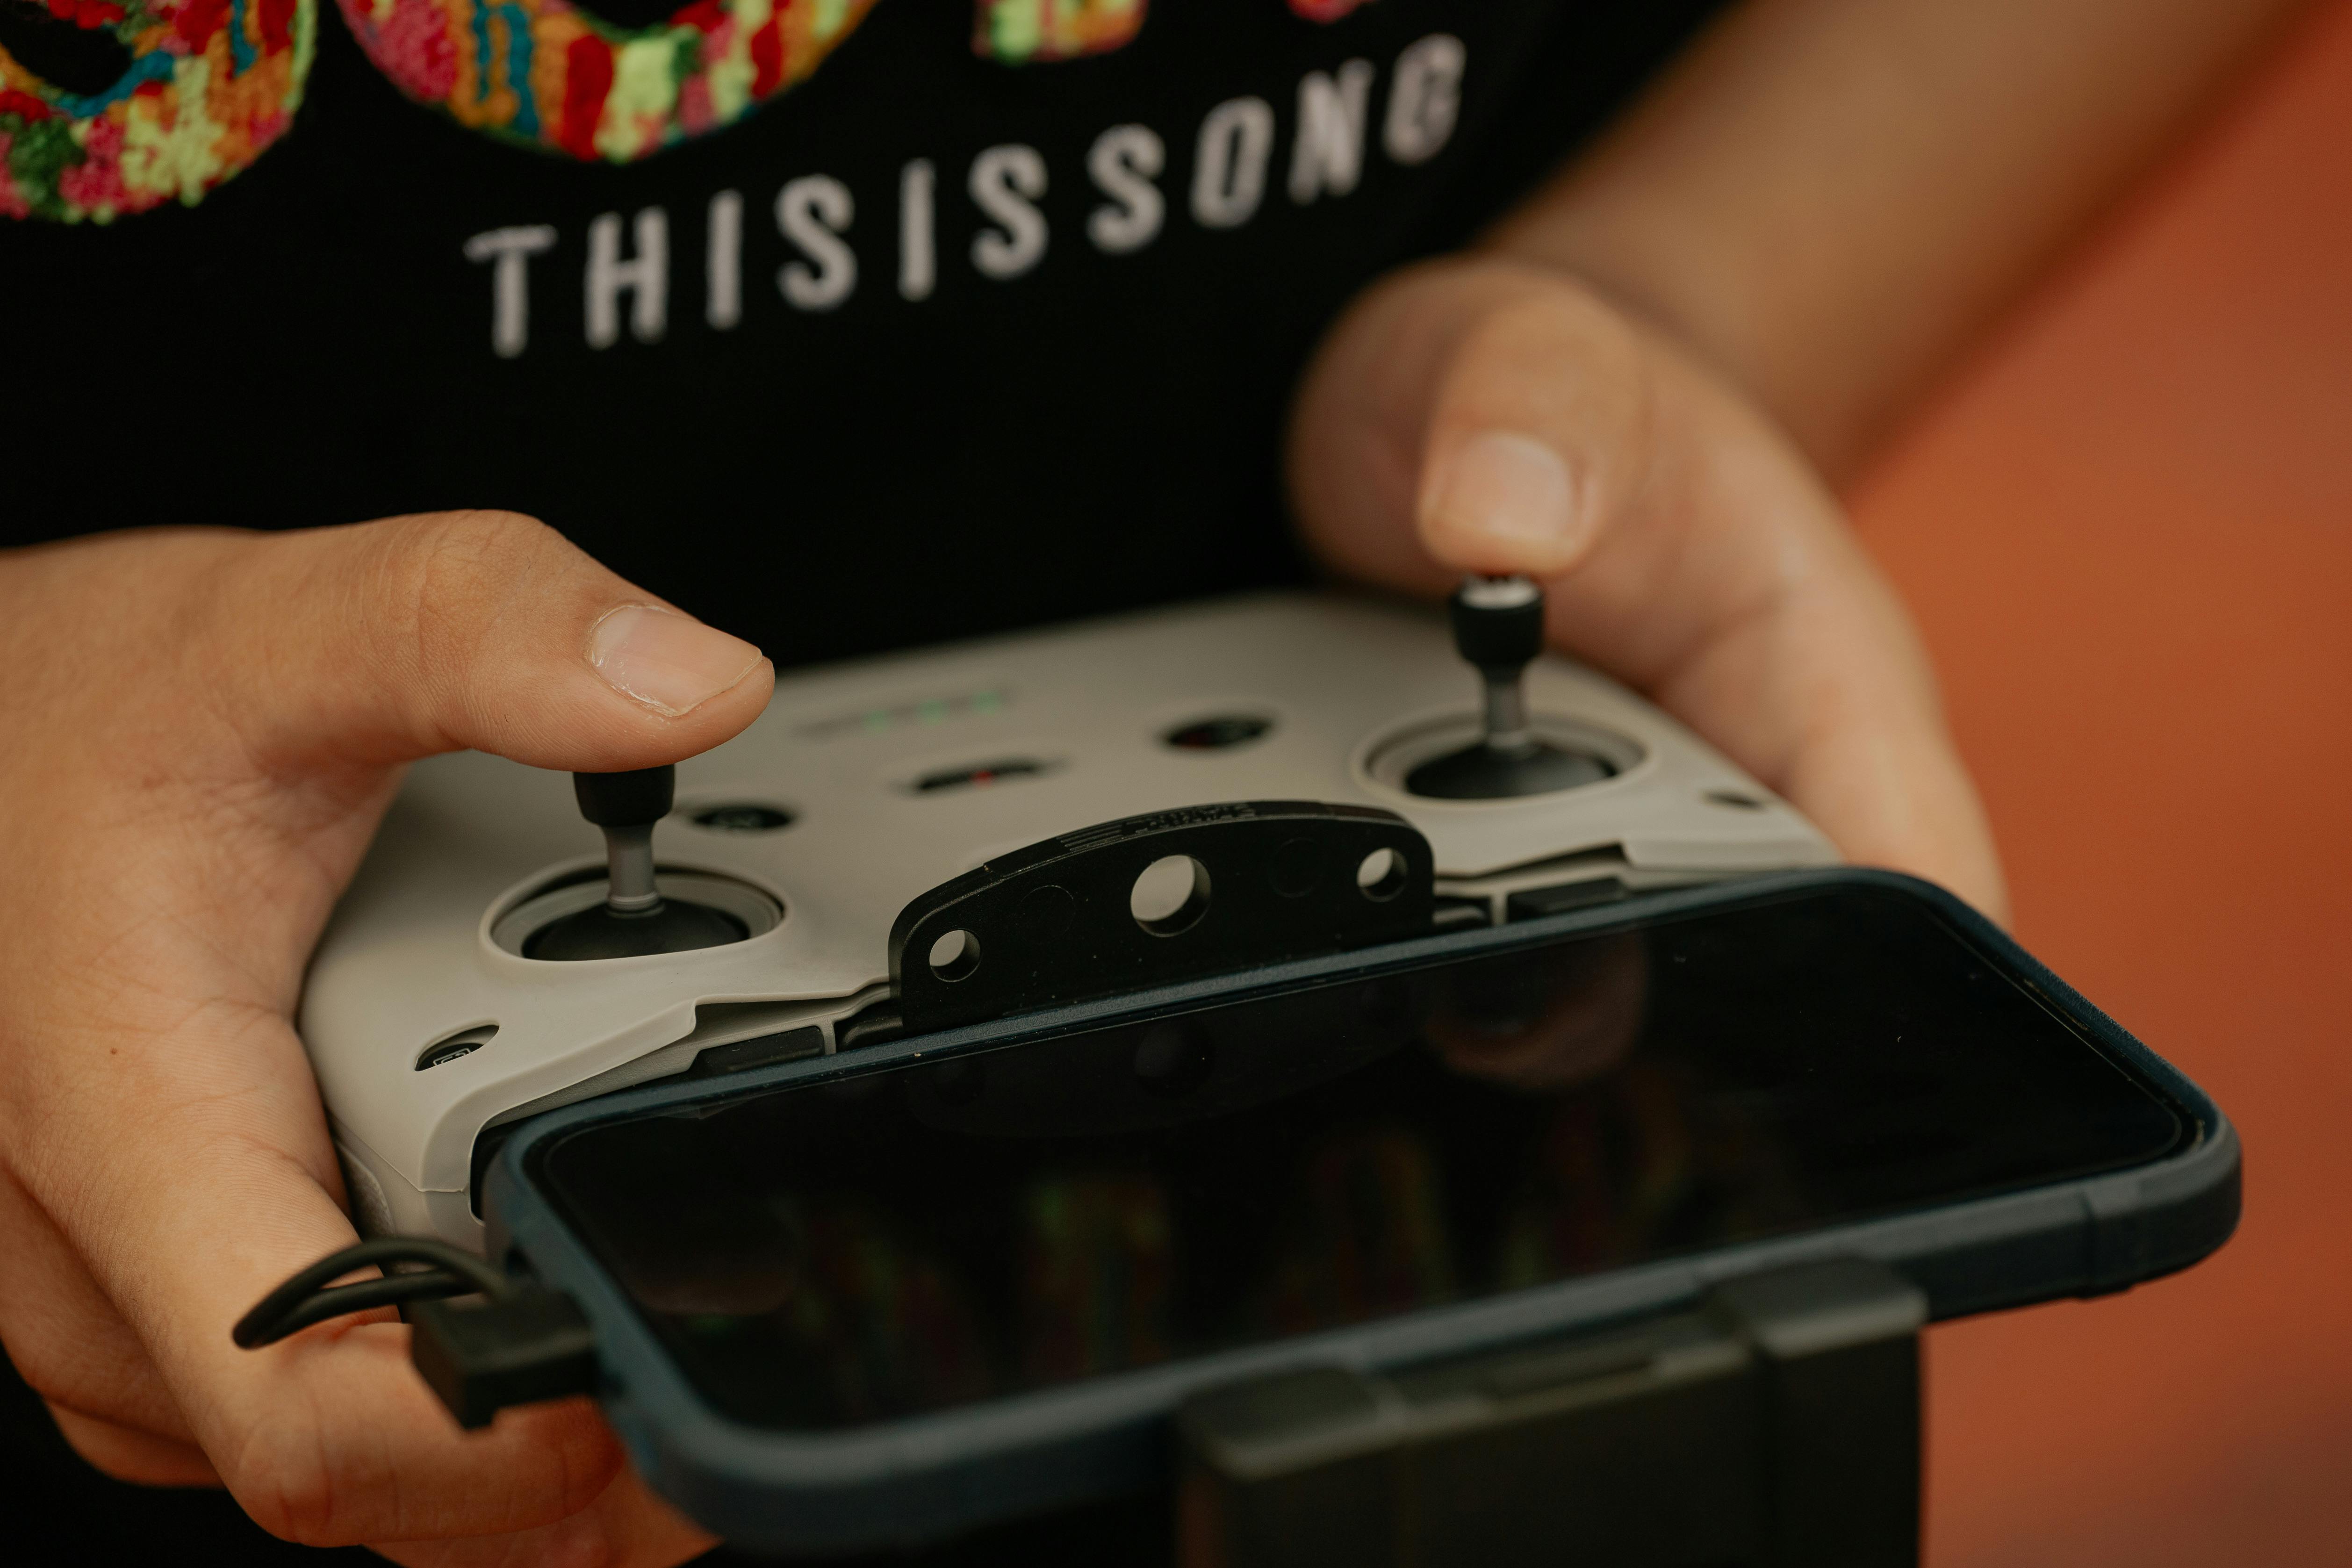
[483,870,2237,1553]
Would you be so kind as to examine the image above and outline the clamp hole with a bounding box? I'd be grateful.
[1356,848,1407,902]
[1132,855,1212,937]
[928,928,983,982]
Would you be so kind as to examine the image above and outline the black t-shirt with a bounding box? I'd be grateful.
[4,0,1719,664]
[3,2,1725,1556]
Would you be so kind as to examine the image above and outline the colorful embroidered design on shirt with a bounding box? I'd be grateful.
[971,0,1142,64]
[0,0,315,221]
[1286,0,1369,20]
[333,0,878,163]
[5,0,1368,207]
[970,0,1358,65]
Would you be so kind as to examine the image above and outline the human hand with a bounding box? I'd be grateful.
[0,514,772,1563]
[1289,256,2006,919]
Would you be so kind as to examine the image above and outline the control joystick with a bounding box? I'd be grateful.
[1405,576,1617,801]
[524,767,749,961]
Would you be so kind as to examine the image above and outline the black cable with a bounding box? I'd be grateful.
[244,1274,482,1345]
[233,1237,511,1350]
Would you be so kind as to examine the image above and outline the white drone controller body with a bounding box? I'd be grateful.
[300,591,1836,1247]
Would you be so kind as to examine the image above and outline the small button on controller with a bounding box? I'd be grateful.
[1164,715,1273,750]
[913,758,1051,793]
[691,803,795,833]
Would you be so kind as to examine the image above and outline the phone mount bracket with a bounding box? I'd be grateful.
[1178,1257,1927,1568]
[397,1258,1923,1568]
[871,801,1439,1041]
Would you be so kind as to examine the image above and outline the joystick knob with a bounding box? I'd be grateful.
[1453,574,1548,753]
[1405,576,1616,801]
[572,766,674,913]
[524,766,748,961]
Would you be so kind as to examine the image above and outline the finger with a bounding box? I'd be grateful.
[0,511,762,1545]
[1291,257,1653,589]
[1290,259,2007,918]
[36,511,775,779]
[0,1165,198,1447]
[45,1403,222,1488]
[1291,259,1769,676]
[0,873,629,1546]
[15,511,782,1005]
[21,997,633,1546]
[373,1461,717,1568]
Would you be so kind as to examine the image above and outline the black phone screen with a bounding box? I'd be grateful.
[531,884,2187,1432]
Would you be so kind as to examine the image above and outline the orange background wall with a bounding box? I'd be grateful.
[1849,3,2352,1559]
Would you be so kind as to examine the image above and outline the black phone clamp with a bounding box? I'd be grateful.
[1177,1257,1927,1568]
[845,800,1447,1047]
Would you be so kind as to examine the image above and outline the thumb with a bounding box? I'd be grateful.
[1292,260,2009,920]
[184,510,773,774]
[1290,258,1656,592]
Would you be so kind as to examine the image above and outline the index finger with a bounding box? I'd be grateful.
[19,987,632,1548]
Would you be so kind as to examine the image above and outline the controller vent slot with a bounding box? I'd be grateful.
[909,758,1056,794]
[1453,844,1632,885]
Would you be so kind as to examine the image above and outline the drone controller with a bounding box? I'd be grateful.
[300,587,1835,1247]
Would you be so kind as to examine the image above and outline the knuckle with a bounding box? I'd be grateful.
[218,1383,405,1547]
[1459,281,1661,500]
[393,509,563,628]
[537,1525,630,1568]
[1461,281,1644,388]
[222,1381,624,1547]
[224,1423,350,1544]
[514,1395,630,1520]
[377,509,573,708]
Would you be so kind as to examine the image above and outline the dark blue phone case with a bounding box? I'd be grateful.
[482,869,2239,1553]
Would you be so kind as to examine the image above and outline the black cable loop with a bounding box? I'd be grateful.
[233,1237,511,1350]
